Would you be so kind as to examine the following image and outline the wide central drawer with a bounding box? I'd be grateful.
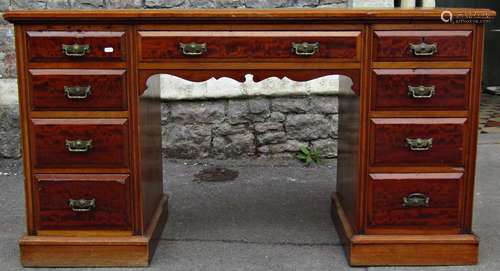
[370,118,467,167]
[30,119,129,169]
[34,174,131,231]
[138,31,361,62]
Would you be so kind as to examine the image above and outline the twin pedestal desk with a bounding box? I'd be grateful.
[4,8,496,267]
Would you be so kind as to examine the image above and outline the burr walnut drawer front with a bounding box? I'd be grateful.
[370,118,467,167]
[371,69,471,111]
[367,173,462,231]
[29,69,127,111]
[30,119,129,169]
[373,30,473,62]
[138,31,361,62]
[26,31,126,62]
[34,174,131,231]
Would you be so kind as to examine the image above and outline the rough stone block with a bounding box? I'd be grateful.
[10,0,47,9]
[163,124,212,159]
[296,0,319,7]
[272,97,310,113]
[107,0,143,8]
[285,114,331,141]
[144,0,185,8]
[212,132,255,158]
[0,104,21,159]
[269,112,286,122]
[257,131,286,145]
[47,0,71,8]
[168,101,225,124]
[188,0,215,8]
[227,99,249,124]
[245,0,290,8]
[213,123,249,136]
[258,140,304,154]
[215,0,244,8]
[248,98,269,114]
[254,122,283,133]
[0,25,17,79]
[310,96,338,114]
[70,0,106,9]
[311,138,338,158]
[318,0,346,7]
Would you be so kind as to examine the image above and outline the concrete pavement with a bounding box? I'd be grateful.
[0,133,499,270]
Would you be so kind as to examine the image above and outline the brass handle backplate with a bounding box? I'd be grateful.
[406,138,433,151]
[179,42,207,56]
[408,85,436,99]
[409,42,438,56]
[65,139,93,153]
[62,43,90,57]
[292,42,320,56]
[64,86,91,99]
[69,198,96,212]
[403,193,430,208]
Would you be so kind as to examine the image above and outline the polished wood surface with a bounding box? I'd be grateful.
[34,174,131,231]
[4,8,494,267]
[371,69,470,111]
[30,118,130,169]
[370,118,467,167]
[373,30,473,62]
[29,69,128,111]
[367,173,462,232]
[26,31,126,62]
[139,31,360,62]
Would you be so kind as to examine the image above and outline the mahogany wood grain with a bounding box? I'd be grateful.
[30,118,129,169]
[3,8,495,22]
[34,174,131,231]
[26,31,126,62]
[29,69,127,111]
[3,8,494,268]
[138,31,360,62]
[373,30,473,62]
[370,118,467,167]
[367,173,462,232]
[331,193,478,266]
[371,69,470,111]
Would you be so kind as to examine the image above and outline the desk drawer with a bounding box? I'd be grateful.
[370,118,466,167]
[139,31,360,62]
[371,69,470,111]
[367,173,461,231]
[373,30,472,62]
[29,69,127,111]
[31,119,129,169]
[26,31,126,62]
[35,174,131,231]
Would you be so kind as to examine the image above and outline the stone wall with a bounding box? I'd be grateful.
[0,0,393,159]
[162,96,338,159]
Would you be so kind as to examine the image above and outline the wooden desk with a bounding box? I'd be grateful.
[4,8,496,267]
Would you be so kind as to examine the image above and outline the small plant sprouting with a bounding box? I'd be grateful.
[296,146,321,166]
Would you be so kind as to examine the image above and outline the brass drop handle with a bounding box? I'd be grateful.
[406,138,433,151]
[179,42,207,56]
[62,43,90,57]
[64,86,91,99]
[408,85,436,99]
[403,193,430,208]
[65,139,93,153]
[409,42,438,56]
[69,198,96,212]
[292,42,320,56]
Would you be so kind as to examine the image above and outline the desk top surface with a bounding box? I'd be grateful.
[3,8,496,23]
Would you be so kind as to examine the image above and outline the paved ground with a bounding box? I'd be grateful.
[0,132,499,270]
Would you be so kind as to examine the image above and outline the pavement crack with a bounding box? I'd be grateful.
[161,238,341,247]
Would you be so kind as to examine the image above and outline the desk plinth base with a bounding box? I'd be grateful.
[331,193,478,266]
[20,195,168,267]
